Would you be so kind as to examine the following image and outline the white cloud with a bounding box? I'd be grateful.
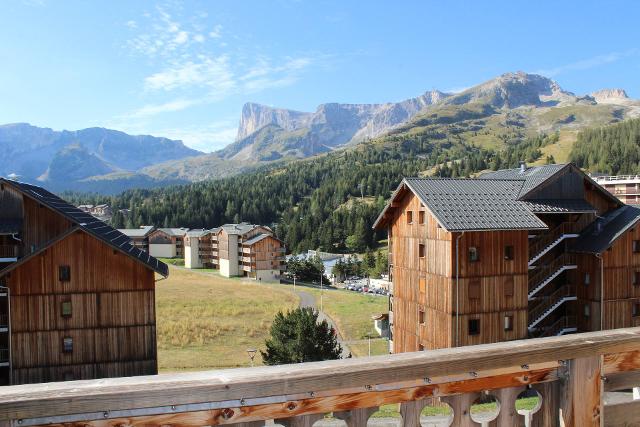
[209,24,223,39]
[535,49,640,77]
[126,20,138,29]
[157,121,238,152]
[193,34,205,43]
[128,99,201,118]
[144,55,236,94]
[174,31,189,44]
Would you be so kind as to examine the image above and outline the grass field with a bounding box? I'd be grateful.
[156,267,298,371]
[302,287,389,356]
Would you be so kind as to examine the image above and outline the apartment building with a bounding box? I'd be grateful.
[593,174,640,204]
[184,223,285,281]
[0,178,168,385]
[148,228,188,258]
[374,163,640,353]
[117,226,155,252]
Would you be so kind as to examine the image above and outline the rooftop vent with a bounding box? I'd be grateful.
[519,161,527,174]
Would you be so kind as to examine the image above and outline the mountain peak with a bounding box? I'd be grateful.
[591,88,629,102]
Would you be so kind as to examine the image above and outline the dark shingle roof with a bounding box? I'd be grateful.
[403,178,548,231]
[570,205,640,254]
[1,179,168,277]
[242,233,271,245]
[117,225,155,238]
[221,223,261,235]
[523,199,597,213]
[479,164,567,197]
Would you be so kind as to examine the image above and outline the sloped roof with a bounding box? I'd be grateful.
[523,199,596,213]
[186,229,209,238]
[242,233,283,246]
[570,205,640,254]
[394,178,547,231]
[220,223,261,235]
[157,228,189,237]
[479,164,567,197]
[117,225,155,238]
[0,179,168,277]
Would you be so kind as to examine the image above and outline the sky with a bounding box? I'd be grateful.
[0,1,639,153]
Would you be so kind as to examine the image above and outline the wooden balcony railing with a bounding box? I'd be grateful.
[0,245,20,259]
[528,253,577,296]
[529,216,592,264]
[1,328,639,426]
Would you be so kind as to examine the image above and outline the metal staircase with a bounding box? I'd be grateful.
[537,315,578,338]
[528,285,577,332]
[528,219,590,266]
[528,253,577,298]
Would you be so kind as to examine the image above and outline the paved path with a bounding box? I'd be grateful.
[296,289,352,358]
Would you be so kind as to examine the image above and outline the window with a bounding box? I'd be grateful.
[419,278,426,294]
[407,211,413,224]
[584,304,591,317]
[61,300,72,318]
[504,277,514,297]
[504,245,514,261]
[58,265,71,282]
[584,273,590,286]
[418,344,425,351]
[468,318,480,336]
[418,309,425,325]
[469,280,481,300]
[633,303,640,318]
[419,244,425,258]
[634,240,640,253]
[504,315,513,331]
[418,211,425,224]
[634,271,640,286]
[468,247,479,262]
[62,337,73,353]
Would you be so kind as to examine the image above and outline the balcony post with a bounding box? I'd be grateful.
[495,386,522,425]
[559,356,602,427]
[441,392,479,427]
[334,406,378,427]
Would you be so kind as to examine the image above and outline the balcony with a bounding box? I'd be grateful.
[1,328,639,426]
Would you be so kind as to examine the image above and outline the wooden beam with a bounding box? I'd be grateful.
[603,400,640,427]
[603,350,640,374]
[604,370,640,392]
[559,356,602,427]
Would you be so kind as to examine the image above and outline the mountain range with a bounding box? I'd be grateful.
[2,72,639,193]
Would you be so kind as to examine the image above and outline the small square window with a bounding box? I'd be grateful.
[504,245,514,261]
[504,277,514,297]
[584,304,591,317]
[633,303,640,318]
[418,344,425,351]
[419,244,425,258]
[418,211,425,225]
[469,280,481,300]
[634,240,640,253]
[59,265,71,282]
[634,272,640,286]
[61,300,72,318]
[407,211,413,224]
[468,247,479,262]
[584,273,590,286]
[419,278,426,294]
[468,318,480,335]
[418,309,425,325]
[504,315,513,331]
[62,337,73,353]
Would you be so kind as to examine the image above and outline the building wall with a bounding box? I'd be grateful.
[218,232,239,277]
[2,230,157,385]
[184,237,201,269]
[389,190,529,353]
[149,243,176,259]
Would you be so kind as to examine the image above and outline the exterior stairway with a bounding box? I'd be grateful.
[536,315,577,337]
[528,253,577,299]
[528,285,577,332]
[528,219,590,266]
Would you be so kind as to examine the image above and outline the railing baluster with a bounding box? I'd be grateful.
[559,357,602,427]
[441,393,479,427]
[400,399,429,427]
[229,422,266,427]
[334,406,378,427]
[495,387,521,426]
[531,381,561,427]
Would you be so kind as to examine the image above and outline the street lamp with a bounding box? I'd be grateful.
[246,348,257,367]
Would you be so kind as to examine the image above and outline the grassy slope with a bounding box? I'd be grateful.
[156,267,299,371]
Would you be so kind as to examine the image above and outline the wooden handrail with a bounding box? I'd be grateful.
[0,328,639,426]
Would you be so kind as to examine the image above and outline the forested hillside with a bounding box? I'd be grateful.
[570,118,640,175]
[66,132,558,254]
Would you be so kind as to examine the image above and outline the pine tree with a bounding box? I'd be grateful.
[261,308,343,365]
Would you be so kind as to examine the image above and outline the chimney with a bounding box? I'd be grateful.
[519,161,527,174]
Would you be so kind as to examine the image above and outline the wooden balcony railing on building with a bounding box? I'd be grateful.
[0,245,20,259]
[1,328,639,426]
[537,315,577,338]
[0,348,8,363]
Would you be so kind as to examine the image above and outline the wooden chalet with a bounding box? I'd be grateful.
[374,162,640,353]
[148,228,188,259]
[0,178,168,385]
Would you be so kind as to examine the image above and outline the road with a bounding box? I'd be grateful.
[296,289,352,358]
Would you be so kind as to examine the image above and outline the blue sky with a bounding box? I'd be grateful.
[1,1,639,152]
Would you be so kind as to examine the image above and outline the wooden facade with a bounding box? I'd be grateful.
[379,163,640,355]
[0,179,165,385]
